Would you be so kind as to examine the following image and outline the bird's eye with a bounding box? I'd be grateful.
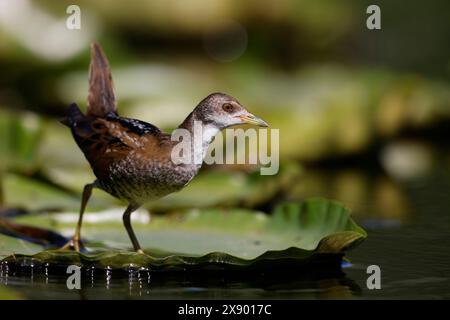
[222,103,234,113]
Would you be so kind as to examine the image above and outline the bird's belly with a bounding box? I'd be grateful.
[97,157,199,204]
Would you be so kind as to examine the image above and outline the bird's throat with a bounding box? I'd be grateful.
[176,113,221,164]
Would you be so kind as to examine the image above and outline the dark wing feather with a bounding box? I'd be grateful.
[105,113,161,136]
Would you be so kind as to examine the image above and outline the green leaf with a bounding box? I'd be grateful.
[1,198,366,271]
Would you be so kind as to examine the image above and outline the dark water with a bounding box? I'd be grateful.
[345,168,450,299]
[1,165,449,299]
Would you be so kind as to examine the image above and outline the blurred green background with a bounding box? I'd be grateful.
[0,0,450,299]
[1,0,449,216]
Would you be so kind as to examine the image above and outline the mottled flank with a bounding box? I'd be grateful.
[98,152,199,205]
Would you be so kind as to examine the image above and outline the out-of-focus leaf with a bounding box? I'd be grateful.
[3,173,80,210]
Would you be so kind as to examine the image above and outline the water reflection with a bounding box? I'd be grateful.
[0,263,361,299]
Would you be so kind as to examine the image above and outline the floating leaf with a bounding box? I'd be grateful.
[1,198,366,272]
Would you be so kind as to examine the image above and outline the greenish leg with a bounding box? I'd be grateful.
[122,204,144,254]
[60,183,94,252]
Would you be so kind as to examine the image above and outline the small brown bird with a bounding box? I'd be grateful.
[61,43,268,253]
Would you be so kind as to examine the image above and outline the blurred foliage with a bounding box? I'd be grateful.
[0,110,43,173]
[0,0,449,227]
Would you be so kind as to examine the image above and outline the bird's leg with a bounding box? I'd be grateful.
[122,204,144,253]
[60,183,94,252]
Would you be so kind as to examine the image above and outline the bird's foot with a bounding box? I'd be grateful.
[59,236,84,252]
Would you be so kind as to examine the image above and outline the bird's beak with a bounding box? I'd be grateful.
[236,113,269,127]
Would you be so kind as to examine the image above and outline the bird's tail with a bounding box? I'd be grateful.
[60,102,85,127]
[86,42,117,117]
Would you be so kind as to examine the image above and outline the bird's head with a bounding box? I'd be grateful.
[193,92,268,130]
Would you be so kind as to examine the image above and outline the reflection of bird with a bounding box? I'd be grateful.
[61,43,268,253]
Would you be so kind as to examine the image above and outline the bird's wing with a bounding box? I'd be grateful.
[69,108,166,180]
[68,117,131,180]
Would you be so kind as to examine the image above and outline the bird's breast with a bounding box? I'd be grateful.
[97,150,201,204]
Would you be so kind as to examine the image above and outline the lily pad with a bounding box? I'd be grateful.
[1,199,366,272]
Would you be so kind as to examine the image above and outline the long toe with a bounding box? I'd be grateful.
[59,237,85,252]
